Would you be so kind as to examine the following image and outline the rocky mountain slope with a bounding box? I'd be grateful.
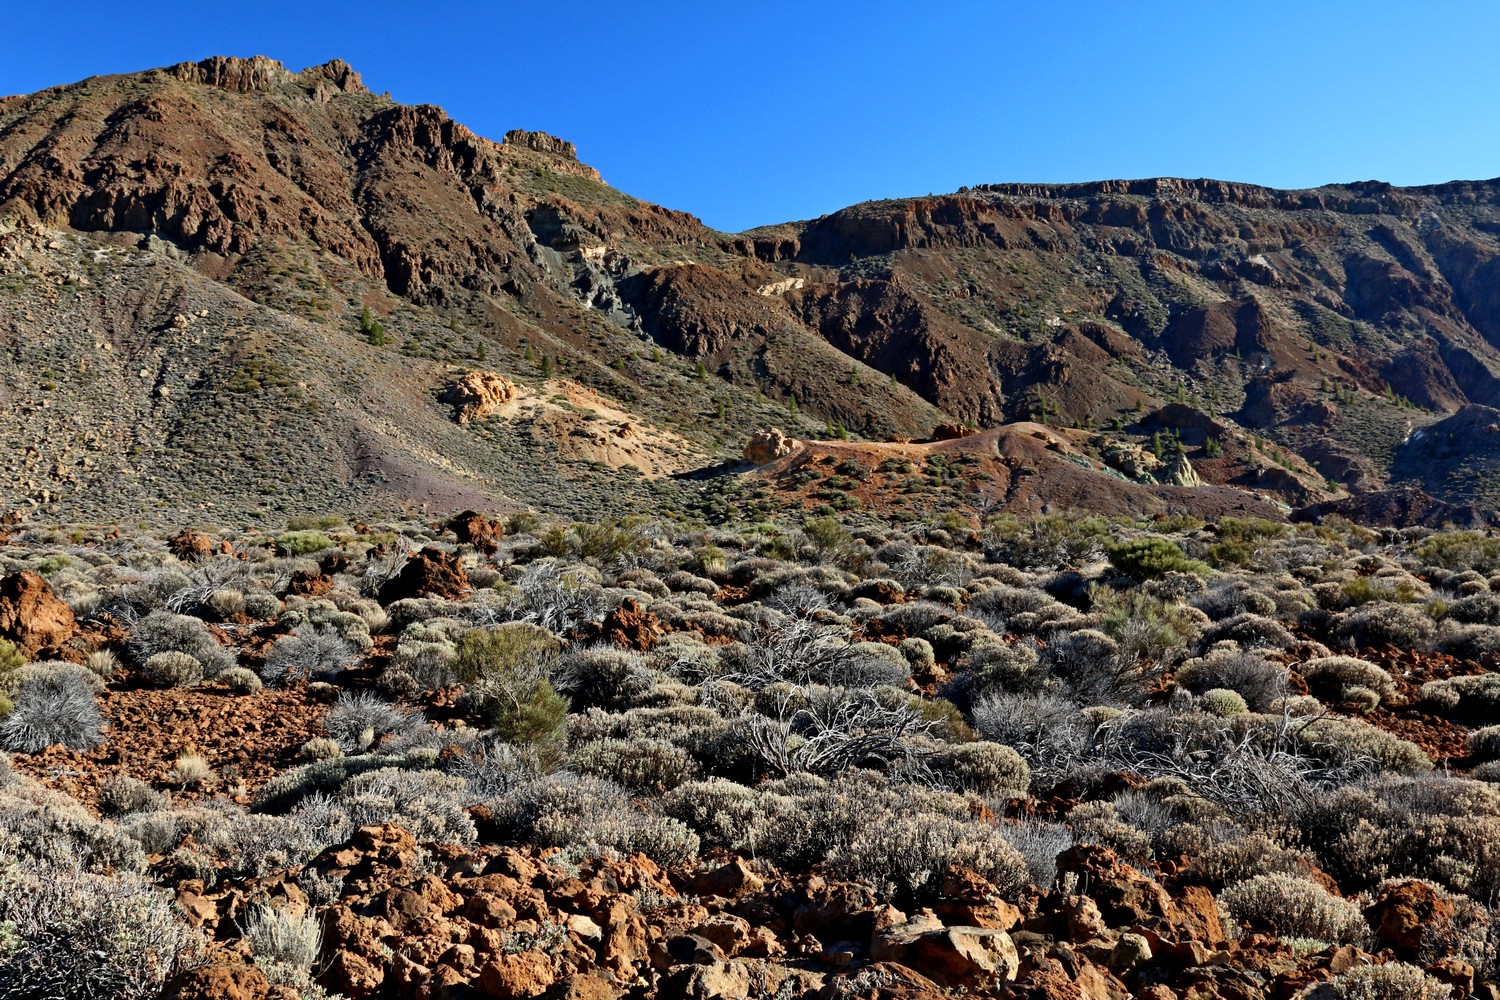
[5,55,1500,523]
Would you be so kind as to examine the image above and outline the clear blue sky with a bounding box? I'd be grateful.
[4,1,1498,232]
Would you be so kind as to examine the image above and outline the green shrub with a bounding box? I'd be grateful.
[1108,537,1208,581]
[452,624,561,684]
[274,531,334,557]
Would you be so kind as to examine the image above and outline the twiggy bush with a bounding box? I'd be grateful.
[0,852,204,996]
[262,624,358,684]
[0,666,104,753]
[1330,962,1454,999]
[1219,871,1369,946]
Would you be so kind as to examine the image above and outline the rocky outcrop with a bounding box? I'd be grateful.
[744,428,796,466]
[1159,452,1203,487]
[440,372,517,424]
[0,570,77,657]
[377,547,471,604]
[447,510,504,555]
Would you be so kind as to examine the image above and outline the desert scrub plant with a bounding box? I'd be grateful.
[337,767,476,843]
[1419,673,1500,719]
[98,775,166,817]
[1466,725,1500,762]
[0,853,205,997]
[832,810,1031,902]
[1301,655,1397,708]
[141,650,202,688]
[127,610,234,676]
[170,751,215,790]
[1173,645,1287,711]
[1218,871,1370,946]
[1330,962,1454,999]
[452,622,561,683]
[273,531,334,557]
[571,736,696,793]
[219,666,263,694]
[1108,537,1209,581]
[323,691,411,753]
[261,624,358,684]
[982,513,1110,570]
[555,645,655,710]
[1336,601,1436,651]
[243,902,321,975]
[0,665,104,753]
[925,740,1031,797]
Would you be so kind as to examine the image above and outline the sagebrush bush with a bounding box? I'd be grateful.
[98,775,166,817]
[128,611,233,676]
[1302,655,1396,707]
[262,624,358,684]
[927,740,1031,797]
[1219,871,1369,946]
[1331,962,1454,999]
[243,903,321,970]
[0,854,204,996]
[323,691,410,753]
[571,736,695,793]
[1174,645,1287,710]
[0,666,104,753]
[832,811,1031,902]
[1337,602,1436,651]
[141,651,202,688]
[219,666,263,695]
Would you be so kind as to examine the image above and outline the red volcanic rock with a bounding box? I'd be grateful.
[597,598,662,651]
[168,529,228,561]
[378,547,471,603]
[1054,844,1223,945]
[0,570,77,657]
[1365,880,1456,961]
[165,963,271,1000]
[448,510,504,555]
[286,569,335,597]
[930,423,976,441]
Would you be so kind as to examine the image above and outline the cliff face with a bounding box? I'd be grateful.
[4,55,1500,520]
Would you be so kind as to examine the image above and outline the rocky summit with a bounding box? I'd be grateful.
[6,54,1500,1000]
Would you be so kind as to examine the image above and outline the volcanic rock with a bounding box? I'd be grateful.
[448,509,504,555]
[744,428,795,465]
[440,371,517,424]
[0,570,77,657]
[377,547,471,603]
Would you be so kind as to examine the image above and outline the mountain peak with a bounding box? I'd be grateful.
[165,55,367,98]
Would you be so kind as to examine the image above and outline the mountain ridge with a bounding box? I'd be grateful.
[5,55,1500,524]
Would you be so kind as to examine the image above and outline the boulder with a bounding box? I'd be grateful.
[0,570,77,657]
[902,927,1020,990]
[1365,879,1456,961]
[1159,452,1203,487]
[449,510,504,555]
[744,428,796,465]
[378,547,471,603]
[165,963,270,1000]
[441,371,517,424]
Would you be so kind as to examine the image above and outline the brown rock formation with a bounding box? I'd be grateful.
[744,428,796,465]
[377,547,471,603]
[0,570,77,657]
[439,372,516,424]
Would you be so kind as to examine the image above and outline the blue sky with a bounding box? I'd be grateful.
[4,2,1498,232]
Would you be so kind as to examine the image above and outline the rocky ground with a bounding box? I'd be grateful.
[3,507,1500,998]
